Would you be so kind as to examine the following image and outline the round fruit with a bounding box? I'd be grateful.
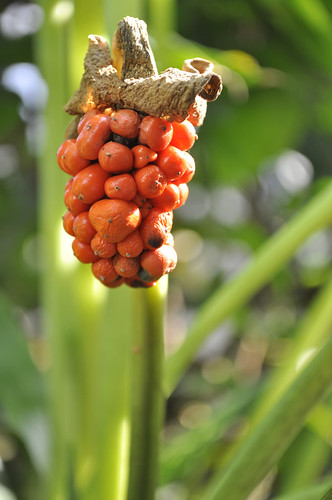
[138,116,173,151]
[91,258,121,286]
[140,208,173,250]
[156,146,188,181]
[90,233,117,259]
[72,238,99,263]
[110,109,140,138]
[98,141,134,173]
[131,144,157,168]
[113,253,140,278]
[134,165,167,198]
[139,245,178,282]
[152,183,180,211]
[89,199,141,243]
[72,163,109,204]
[117,230,144,258]
[170,119,197,151]
[62,211,76,236]
[73,211,96,243]
[76,114,111,160]
[57,139,90,175]
[104,173,137,201]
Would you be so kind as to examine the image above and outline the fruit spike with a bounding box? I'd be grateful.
[57,16,222,288]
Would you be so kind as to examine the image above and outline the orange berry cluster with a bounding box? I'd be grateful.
[57,108,197,288]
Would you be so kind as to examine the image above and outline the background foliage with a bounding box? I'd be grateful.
[1,0,332,499]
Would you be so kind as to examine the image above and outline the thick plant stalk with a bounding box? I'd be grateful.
[202,335,332,500]
[164,180,332,395]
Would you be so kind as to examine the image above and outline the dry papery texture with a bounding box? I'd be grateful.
[64,16,222,127]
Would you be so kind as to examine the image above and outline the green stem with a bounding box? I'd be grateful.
[127,279,167,500]
[202,335,332,500]
[164,181,332,396]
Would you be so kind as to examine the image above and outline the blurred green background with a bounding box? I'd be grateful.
[1,1,332,499]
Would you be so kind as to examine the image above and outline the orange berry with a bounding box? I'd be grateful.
[174,152,195,184]
[134,164,167,198]
[117,230,144,258]
[104,173,137,201]
[57,139,90,175]
[90,233,117,259]
[113,253,140,278]
[89,199,141,243]
[76,114,111,160]
[139,245,177,282]
[98,141,134,174]
[138,116,173,151]
[178,183,189,207]
[91,258,120,286]
[72,163,109,204]
[77,109,101,134]
[110,109,140,138]
[140,208,173,250]
[170,119,197,151]
[62,211,76,236]
[152,183,180,211]
[64,189,91,215]
[73,211,96,243]
[156,146,188,181]
[131,144,157,168]
[72,238,99,263]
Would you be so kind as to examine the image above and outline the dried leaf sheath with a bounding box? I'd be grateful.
[64,17,222,125]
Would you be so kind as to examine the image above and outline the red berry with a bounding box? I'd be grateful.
[72,238,99,263]
[77,109,101,135]
[73,211,96,243]
[76,114,111,160]
[174,152,195,184]
[134,164,167,198]
[113,253,140,278]
[57,139,90,175]
[91,258,120,286]
[89,199,141,243]
[104,173,137,201]
[138,116,173,151]
[170,119,197,151]
[156,146,188,181]
[152,183,180,211]
[140,208,173,250]
[139,245,177,282]
[98,141,134,173]
[91,233,117,259]
[131,144,157,168]
[63,211,76,236]
[64,189,91,215]
[117,230,144,258]
[110,109,140,138]
[72,163,109,204]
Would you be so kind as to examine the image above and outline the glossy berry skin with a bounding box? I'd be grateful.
[89,199,141,243]
[90,233,117,259]
[73,211,96,243]
[110,109,140,139]
[113,253,140,278]
[134,165,167,199]
[72,238,99,263]
[62,211,76,236]
[98,141,134,174]
[178,183,189,207]
[57,139,90,175]
[152,183,180,211]
[174,152,195,184]
[104,173,137,201]
[139,244,177,282]
[77,114,111,160]
[170,119,197,151]
[77,109,101,134]
[138,116,173,152]
[156,146,188,181]
[64,189,91,215]
[72,163,109,204]
[131,145,157,168]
